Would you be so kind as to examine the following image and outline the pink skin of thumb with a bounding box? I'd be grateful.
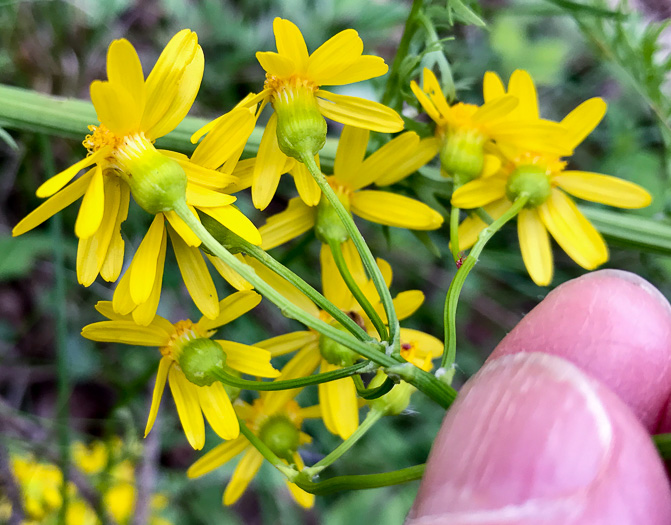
[407,353,671,524]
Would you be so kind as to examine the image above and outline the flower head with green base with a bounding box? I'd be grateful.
[451,70,652,285]
[81,292,279,450]
[198,17,404,210]
[258,125,444,250]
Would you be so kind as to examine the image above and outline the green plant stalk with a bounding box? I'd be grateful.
[211,361,370,391]
[295,464,426,495]
[353,375,395,399]
[42,135,70,524]
[303,409,384,478]
[450,203,461,262]
[300,154,400,347]
[238,238,372,342]
[328,239,388,341]
[441,195,529,370]
[238,419,298,480]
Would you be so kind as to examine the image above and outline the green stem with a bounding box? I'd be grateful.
[328,239,388,341]
[353,375,395,400]
[295,464,426,495]
[450,203,461,262]
[238,419,298,480]
[42,135,70,525]
[211,361,370,391]
[303,410,383,478]
[441,195,529,370]
[654,433,671,459]
[238,238,372,343]
[300,154,399,347]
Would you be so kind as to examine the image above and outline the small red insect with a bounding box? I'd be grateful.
[456,254,465,269]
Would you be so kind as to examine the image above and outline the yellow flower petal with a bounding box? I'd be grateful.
[537,189,609,270]
[393,290,425,321]
[316,90,404,133]
[94,300,128,320]
[197,290,262,332]
[287,454,314,508]
[187,437,248,478]
[256,51,296,77]
[216,340,280,378]
[560,97,607,150]
[74,165,105,239]
[191,108,256,170]
[206,253,252,291]
[518,208,553,286]
[197,382,239,440]
[168,226,219,320]
[145,356,172,437]
[252,114,288,210]
[400,328,443,359]
[261,344,321,413]
[507,69,539,120]
[81,320,171,346]
[160,150,237,191]
[223,448,264,505]
[420,68,452,121]
[482,71,505,102]
[169,366,206,450]
[259,197,316,250]
[481,154,502,178]
[553,171,652,209]
[255,331,317,357]
[456,199,511,251]
[410,79,442,125]
[298,405,322,420]
[106,38,145,118]
[372,136,440,187]
[451,177,507,209]
[164,207,201,247]
[35,148,108,199]
[100,182,130,282]
[131,229,168,326]
[185,185,237,208]
[320,55,388,86]
[112,264,136,316]
[199,205,262,246]
[471,95,517,124]
[291,158,321,206]
[274,18,309,70]
[333,125,370,187]
[307,29,362,82]
[14,167,94,236]
[318,361,359,439]
[90,80,139,135]
[350,190,444,230]
[130,214,166,305]
[320,242,358,311]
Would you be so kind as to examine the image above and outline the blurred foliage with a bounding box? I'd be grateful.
[1,0,670,523]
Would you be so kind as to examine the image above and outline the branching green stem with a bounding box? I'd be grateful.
[295,464,426,495]
[353,375,395,400]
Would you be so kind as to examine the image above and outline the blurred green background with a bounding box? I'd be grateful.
[1,0,670,523]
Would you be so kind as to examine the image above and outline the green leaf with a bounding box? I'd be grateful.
[449,0,486,27]
[0,234,55,280]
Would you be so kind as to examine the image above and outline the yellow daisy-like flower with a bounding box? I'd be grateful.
[452,70,652,285]
[250,242,438,439]
[258,125,444,250]
[411,67,570,183]
[10,454,68,521]
[202,17,404,210]
[12,30,205,287]
[187,362,319,509]
[81,291,279,450]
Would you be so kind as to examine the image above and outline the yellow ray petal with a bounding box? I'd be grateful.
[482,71,505,102]
[130,214,166,305]
[481,154,502,178]
[393,290,425,321]
[252,114,287,210]
[100,182,130,282]
[198,382,239,440]
[187,437,248,479]
[537,189,608,270]
[553,171,652,209]
[259,197,316,250]
[320,242,356,311]
[318,361,359,439]
[216,340,280,378]
[185,185,237,208]
[421,68,452,121]
[160,150,237,191]
[372,136,440,187]
[223,448,264,505]
[262,345,321,413]
[316,90,404,133]
[518,208,553,286]
[350,190,444,230]
[15,167,94,236]
[199,205,262,246]
[255,331,317,357]
[456,198,511,251]
[145,357,172,437]
[297,405,322,420]
[168,226,219,320]
[112,263,136,316]
[89,81,140,135]
[451,177,507,209]
[81,320,171,346]
[131,229,167,326]
[319,55,388,86]
[307,29,362,82]
[191,108,256,169]
[507,70,539,120]
[164,207,201,247]
[206,253,252,291]
[471,95,517,124]
[400,328,443,359]
[333,125,370,187]
[94,300,129,321]
[106,38,145,117]
[74,165,105,239]
[274,18,309,70]
[410,79,442,124]
[197,290,262,332]
[35,148,108,199]
[169,367,206,450]
[560,97,607,150]
[287,455,315,508]
[256,51,296,77]
[291,158,321,206]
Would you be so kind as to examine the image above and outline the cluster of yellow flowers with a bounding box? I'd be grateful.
[11,17,651,509]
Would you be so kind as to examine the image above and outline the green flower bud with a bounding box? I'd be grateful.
[178,338,227,387]
[319,322,359,367]
[369,372,415,416]
[315,193,350,245]
[440,128,486,184]
[506,165,552,208]
[258,415,300,462]
[273,84,327,160]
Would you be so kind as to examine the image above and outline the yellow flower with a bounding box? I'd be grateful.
[452,71,652,285]
[10,454,67,521]
[411,68,569,182]
[202,17,404,210]
[258,125,444,250]
[81,291,279,450]
[187,363,320,509]
[12,30,205,288]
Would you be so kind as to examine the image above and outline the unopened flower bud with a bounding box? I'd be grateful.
[178,338,226,387]
[440,128,486,184]
[319,324,359,367]
[369,372,415,416]
[258,415,300,462]
[506,165,552,207]
[315,194,350,245]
